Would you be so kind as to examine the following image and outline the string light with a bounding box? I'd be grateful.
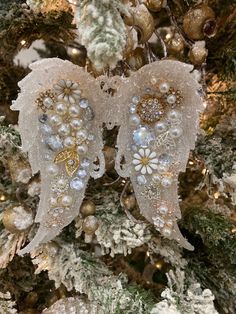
[202,168,207,175]
[189,161,194,165]
[213,192,220,199]
[72,48,79,55]
[165,33,172,40]
[20,40,26,46]
[155,261,163,269]
[0,194,6,201]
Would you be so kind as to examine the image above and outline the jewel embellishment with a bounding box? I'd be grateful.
[54,149,80,177]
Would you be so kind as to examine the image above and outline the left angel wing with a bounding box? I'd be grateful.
[11,58,106,254]
[114,60,204,250]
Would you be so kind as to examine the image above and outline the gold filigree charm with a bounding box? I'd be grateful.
[54,149,80,177]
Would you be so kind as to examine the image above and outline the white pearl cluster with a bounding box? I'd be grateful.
[128,80,184,236]
[38,79,95,218]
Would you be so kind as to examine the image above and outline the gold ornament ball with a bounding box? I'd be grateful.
[168,34,184,55]
[124,4,155,44]
[127,47,147,71]
[144,0,164,12]
[8,156,32,184]
[183,5,216,40]
[189,42,208,65]
[123,194,136,209]
[19,309,37,314]
[104,146,116,171]
[80,200,96,217]
[82,216,99,235]
[2,205,33,234]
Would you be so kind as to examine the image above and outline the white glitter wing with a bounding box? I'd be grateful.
[11,58,105,254]
[114,60,204,250]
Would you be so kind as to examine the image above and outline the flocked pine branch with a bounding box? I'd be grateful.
[75,0,128,70]
[32,241,156,314]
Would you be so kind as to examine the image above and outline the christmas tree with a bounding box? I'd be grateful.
[0,0,235,313]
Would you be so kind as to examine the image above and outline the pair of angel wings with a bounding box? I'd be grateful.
[11,58,203,254]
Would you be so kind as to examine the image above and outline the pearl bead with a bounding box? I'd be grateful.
[55,102,68,115]
[76,129,88,143]
[154,121,167,134]
[49,114,62,126]
[169,126,183,138]
[161,176,173,188]
[76,143,88,155]
[159,82,170,93]
[50,197,58,207]
[47,164,59,176]
[61,195,73,207]
[43,97,54,108]
[167,110,181,121]
[159,205,169,215]
[57,178,67,188]
[58,124,71,137]
[79,98,89,109]
[129,114,141,126]
[64,136,75,148]
[129,104,137,114]
[68,105,81,117]
[70,118,83,130]
[162,227,172,237]
[167,94,176,104]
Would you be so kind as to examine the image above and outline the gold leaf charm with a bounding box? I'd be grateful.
[54,149,80,177]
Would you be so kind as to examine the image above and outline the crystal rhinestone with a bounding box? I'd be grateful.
[70,177,85,190]
[79,98,89,109]
[81,158,90,168]
[159,204,169,215]
[45,136,63,151]
[43,97,54,108]
[78,169,87,178]
[40,124,53,135]
[132,96,140,104]
[154,216,165,228]
[129,104,137,114]
[137,95,164,124]
[133,127,154,147]
[158,153,172,166]
[137,175,147,185]
[162,227,172,236]
[84,106,95,121]
[38,114,48,124]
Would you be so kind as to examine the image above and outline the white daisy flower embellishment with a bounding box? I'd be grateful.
[54,79,81,104]
[132,148,158,175]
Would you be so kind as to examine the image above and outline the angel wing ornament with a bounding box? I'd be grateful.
[111,60,204,250]
[12,58,106,254]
